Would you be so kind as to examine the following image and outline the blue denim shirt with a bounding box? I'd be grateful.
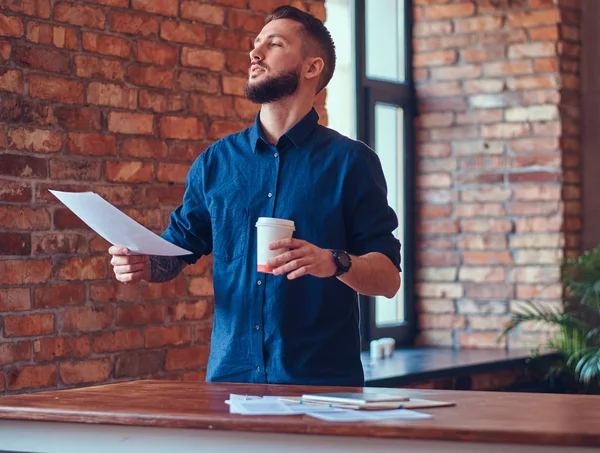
[162,108,401,386]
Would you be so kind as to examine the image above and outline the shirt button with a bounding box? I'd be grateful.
[255,324,260,331]
[257,280,262,286]
[273,153,278,158]
[267,192,273,198]
[256,366,261,372]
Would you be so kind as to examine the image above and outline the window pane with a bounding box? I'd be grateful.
[324,0,357,139]
[373,103,405,326]
[365,0,406,82]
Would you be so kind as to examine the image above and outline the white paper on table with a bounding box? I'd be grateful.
[226,395,296,415]
[305,408,433,422]
[49,190,192,256]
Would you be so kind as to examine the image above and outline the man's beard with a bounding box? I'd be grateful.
[245,66,300,104]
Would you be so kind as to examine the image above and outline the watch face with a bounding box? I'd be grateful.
[338,251,351,268]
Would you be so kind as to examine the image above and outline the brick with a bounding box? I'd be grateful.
[105,161,154,182]
[457,300,507,315]
[247,0,288,12]
[513,185,561,201]
[453,140,503,156]
[53,207,86,230]
[417,112,454,129]
[508,42,556,58]
[156,163,189,183]
[93,329,144,353]
[420,220,459,235]
[181,2,225,25]
[416,330,453,347]
[419,237,457,250]
[62,306,113,332]
[417,299,455,314]
[147,325,192,348]
[161,20,206,45]
[415,173,451,189]
[456,109,503,125]
[0,39,10,62]
[509,266,560,283]
[455,203,505,217]
[132,0,178,17]
[414,20,452,37]
[414,50,457,67]
[516,284,562,300]
[1,288,30,314]
[26,22,78,50]
[416,283,463,299]
[190,277,213,296]
[0,206,50,230]
[430,65,481,81]
[0,341,31,366]
[509,233,562,249]
[7,127,62,153]
[523,89,560,105]
[426,2,475,19]
[514,250,562,265]
[54,2,105,28]
[72,56,123,82]
[190,94,234,117]
[514,154,560,169]
[5,313,54,337]
[227,10,264,33]
[54,256,107,281]
[14,46,69,73]
[144,185,186,205]
[170,300,209,322]
[460,155,510,171]
[90,281,140,303]
[122,208,162,230]
[1,95,55,125]
[50,159,101,180]
[33,336,90,362]
[0,69,23,94]
[507,75,556,91]
[89,234,112,253]
[181,48,226,71]
[463,252,513,265]
[0,259,52,284]
[464,283,514,300]
[66,132,116,157]
[110,11,158,36]
[455,173,504,185]
[454,15,503,33]
[419,96,468,113]
[165,345,210,371]
[193,321,212,343]
[461,47,505,63]
[140,279,188,301]
[59,359,111,385]
[508,9,560,28]
[6,364,57,390]
[134,40,177,66]
[115,303,166,326]
[82,32,130,59]
[220,76,246,97]
[419,314,466,329]
[87,83,137,110]
[159,116,205,140]
[139,90,185,113]
[460,187,511,202]
[484,60,533,77]
[34,283,85,309]
[128,66,173,89]
[530,25,559,41]
[3,0,51,18]
[169,141,209,162]
[416,81,462,98]
[509,200,560,216]
[418,205,453,219]
[0,13,24,37]
[108,112,154,135]
[505,105,558,123]
[459,332,507,348]
[482,123,531,139]
[32,232,87,254]
[417,267,457,282]
[458,235,507,250]
[227,51,250,74]
[55,106,102,131]
[114,351,164,378]
[120,137,167,159]
[462,219,513,233]
[29,74,84,104]
[209,120,246,140]
[468,93,522,109]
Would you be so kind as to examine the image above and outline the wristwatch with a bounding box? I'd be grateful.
[330,250,352,277]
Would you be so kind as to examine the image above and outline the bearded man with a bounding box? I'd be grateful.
[108,6,401,387]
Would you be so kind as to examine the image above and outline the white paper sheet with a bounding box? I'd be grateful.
[49,190,192,256]
[305,408,433,422]
[226,395,296,415]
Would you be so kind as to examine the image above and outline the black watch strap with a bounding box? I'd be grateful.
[330,250,352,278]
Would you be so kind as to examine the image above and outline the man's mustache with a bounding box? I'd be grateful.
[251,62,268,70]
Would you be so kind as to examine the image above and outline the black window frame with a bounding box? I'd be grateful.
[355,0,417,350]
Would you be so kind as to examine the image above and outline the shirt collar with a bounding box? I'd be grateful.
[250,107,320,153]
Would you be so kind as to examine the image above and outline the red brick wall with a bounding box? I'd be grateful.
[413,0,582,349]
[0,0,326,394]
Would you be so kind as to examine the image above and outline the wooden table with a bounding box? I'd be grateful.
[0,380,598,452]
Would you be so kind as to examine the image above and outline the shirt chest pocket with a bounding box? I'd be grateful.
[211,203,249,262]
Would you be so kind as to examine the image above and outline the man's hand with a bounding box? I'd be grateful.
[109,246,150,283]
[267,238,336,280]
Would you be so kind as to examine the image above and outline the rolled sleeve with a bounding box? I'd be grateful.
[344,145,402,272]
[161,154,212,265]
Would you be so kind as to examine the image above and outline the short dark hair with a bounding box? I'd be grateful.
[266,5,336,93]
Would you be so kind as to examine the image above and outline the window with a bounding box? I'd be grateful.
[326,0,416,348]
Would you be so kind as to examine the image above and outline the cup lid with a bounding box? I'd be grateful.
[255,217,295,229]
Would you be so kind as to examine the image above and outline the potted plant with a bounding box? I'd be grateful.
[501,246,600,394]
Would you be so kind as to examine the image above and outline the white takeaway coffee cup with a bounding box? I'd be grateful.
[255,217,295,273]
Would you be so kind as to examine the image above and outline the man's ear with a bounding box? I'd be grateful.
[304,57,325,83]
